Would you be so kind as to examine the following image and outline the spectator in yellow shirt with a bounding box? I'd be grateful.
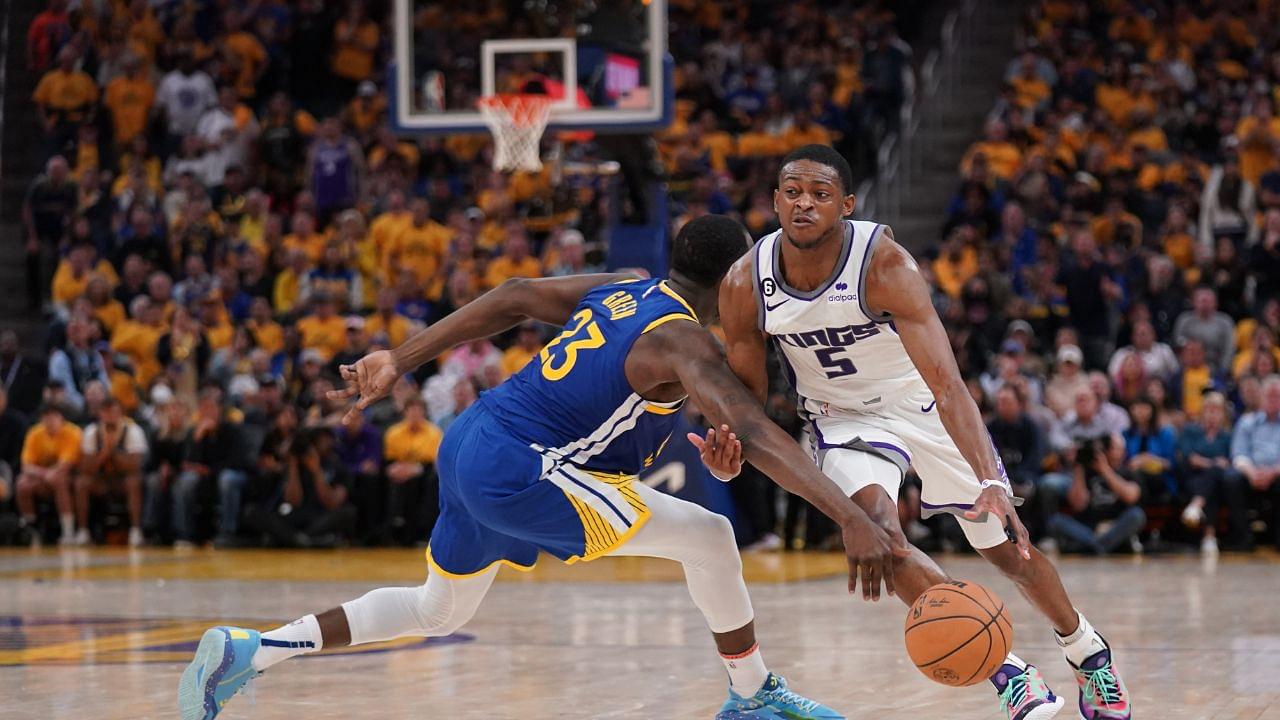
[960,120,1023,181]
[501,323,544,378]
[295,292,348,362]
[246,297,285,355]
[1234,101,1280,186]
[273,249,310,315]
[781,108,833,152]
[283,211,328,265]
[16,403,83,545]
[932,229,979,299]
[382,396,443,541]
[365,288,415,349]
[332,2,380,92]
[220,9,268,100]
[103,53,155,146]
[386,198,451,286]
[86,276,126,336]
[51,244,118,309]
[369,190,411,259]
[34,47,98,151]
[484,227,544,289]
[111,296,165,388]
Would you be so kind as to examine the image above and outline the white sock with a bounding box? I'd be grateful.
[1003,652,1028,671]
[60,514,74,536]
[251,614,323,672]
[1055,610,1107,666]
[721,642,769,695]
[989,652,1028,687]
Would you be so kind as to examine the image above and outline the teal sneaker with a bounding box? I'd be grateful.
[178,626,262,720]
[716,673,845,719]
[991,663,1065,720]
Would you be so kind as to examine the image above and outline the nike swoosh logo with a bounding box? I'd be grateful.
[921,401,936,412]
[765,300,788,311]
[863,396,881,405]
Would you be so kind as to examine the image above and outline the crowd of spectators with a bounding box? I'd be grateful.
[3,0,920,548]
[921,0,1280,556]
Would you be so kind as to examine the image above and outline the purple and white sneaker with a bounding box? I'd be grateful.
[992,663,1065,720]
[1072,646,1131,719]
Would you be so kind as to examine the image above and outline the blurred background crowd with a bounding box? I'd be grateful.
[2,0,1278,559]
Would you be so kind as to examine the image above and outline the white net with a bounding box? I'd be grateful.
[478,94,553,172]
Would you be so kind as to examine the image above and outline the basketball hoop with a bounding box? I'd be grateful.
[478,94,553,172]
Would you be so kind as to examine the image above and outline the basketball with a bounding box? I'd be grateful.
[904,581,1012,687]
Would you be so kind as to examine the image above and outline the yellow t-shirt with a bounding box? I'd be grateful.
[483,256,543,290]
[1234,116,1280,186]
[247,320,285,355]
[296,315,348,361]
[224,31,268,99]
[205,321,235,351]
[33,69,99,122]
[1162,232,1196,269]
[932,248,978,299]
[1232,348,1280,379]
[283,232,329,266]
[383,420,443,464]
[332,20,380,81]
[104,75,155,143]
[21,423,83,468]
[1011,76,1051,109]
[960,141,1022,180]
[365,312,413,348]
[1180,365,1213,417]
[501,345,537,378]
[51,260,119,305]
[111,320,163,387]
[388,222,451,285]
[700,131,735,172]
[736,131,785,158]
[274,269,304,315]
[782,124,834,152]
[369,210,412,258]
[92,300,127,335]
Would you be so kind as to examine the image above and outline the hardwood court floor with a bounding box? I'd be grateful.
[2,547,1278,719]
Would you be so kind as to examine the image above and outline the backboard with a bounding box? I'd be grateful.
[391,0,673,135]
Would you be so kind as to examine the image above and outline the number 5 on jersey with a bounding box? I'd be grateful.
[815,346,857,378]
[540,309,606,381]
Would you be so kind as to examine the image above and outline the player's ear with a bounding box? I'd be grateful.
[843,193,856,218]
[772,188,779,214]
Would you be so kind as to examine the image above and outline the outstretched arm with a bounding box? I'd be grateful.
[632,321,908,600]
[864,228,1030,559]
[332,273,632,417]
[719,251,771,404]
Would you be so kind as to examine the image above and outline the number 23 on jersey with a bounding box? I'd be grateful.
[539,309,606,381]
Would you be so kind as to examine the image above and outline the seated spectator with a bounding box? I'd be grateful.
[987,385,1044,533]
[1232,325,1280,380]
[48,317,110,414]
[295,292,347,363]
[143,392,188,541]
[74,398,147,546]
[980,339,1043,406]
[365,288,414,349]
[301,240,362,312]
[1047,432,1145,555]
[0,387,27,498]
[1179,392,1249,554]
[1172,339,1224,418]
[1174,287,1237,373]
[1122,397,1177,501]
[171,388,247,547]
[244,427,356,548]
[156,306,211,406]
[1089,371,1132,435]
[1231,376,1280,548]
[1109,320,1179,384]
[381,396,442,545]
[15,403,82,545]
[335,411,384,543]
[501,323,543,378]
[483,228,544,290]
[1045,344,1088,418]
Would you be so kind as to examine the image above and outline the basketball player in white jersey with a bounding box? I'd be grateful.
[716,146,1132,720]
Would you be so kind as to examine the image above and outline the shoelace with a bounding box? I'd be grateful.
[998,671,1030,716]
[1082,665,1122,707]
[761,684,819,713]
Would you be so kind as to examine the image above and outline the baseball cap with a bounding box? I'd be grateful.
[1005,319,1033,337]
[1057,344,1084,365]
[301,348,326,364]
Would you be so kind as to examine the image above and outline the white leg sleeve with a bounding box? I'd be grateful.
[608,483,754,634]
[341,565,498,645]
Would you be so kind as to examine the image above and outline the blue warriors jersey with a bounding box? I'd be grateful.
[480,278,697,476]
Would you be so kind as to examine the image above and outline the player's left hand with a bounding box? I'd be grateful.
[965,485,1031,560]
[329,350,401,423]
[688,424,742,481]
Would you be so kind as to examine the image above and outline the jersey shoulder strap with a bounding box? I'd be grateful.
[843,220,892,323]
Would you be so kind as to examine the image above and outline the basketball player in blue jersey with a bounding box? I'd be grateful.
[179,215,910,720]
[718,145,1132,720]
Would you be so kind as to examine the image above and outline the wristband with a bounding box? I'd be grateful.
[980,478,1013,495]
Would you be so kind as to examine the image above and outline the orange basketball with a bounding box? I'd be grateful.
[904,580,1013,687]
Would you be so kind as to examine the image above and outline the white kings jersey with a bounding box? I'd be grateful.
[753,219,927,419]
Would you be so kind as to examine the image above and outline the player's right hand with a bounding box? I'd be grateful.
[840,519,910,602]
[330,350,401,423]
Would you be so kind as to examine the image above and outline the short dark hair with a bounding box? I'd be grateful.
[670,215,751,287]
[778,144,854,195]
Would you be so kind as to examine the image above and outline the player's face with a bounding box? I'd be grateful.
[774,161,855,249]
